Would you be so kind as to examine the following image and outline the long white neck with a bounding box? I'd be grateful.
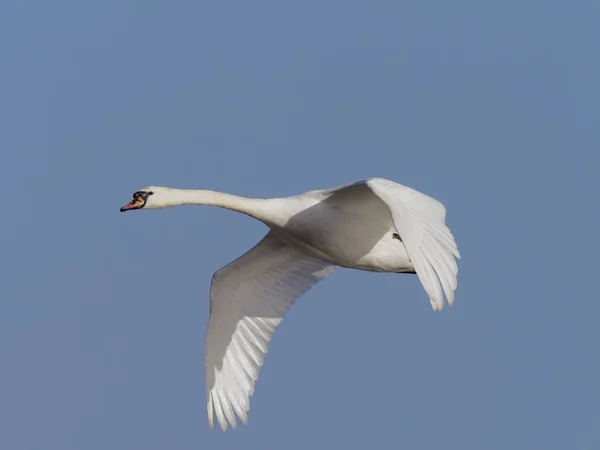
[164,188,279,224]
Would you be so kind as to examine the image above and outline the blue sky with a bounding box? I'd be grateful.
[1,1,599,448]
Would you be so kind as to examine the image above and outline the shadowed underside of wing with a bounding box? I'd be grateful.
[205,232,335,430]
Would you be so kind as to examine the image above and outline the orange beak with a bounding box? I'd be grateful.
[120,196,145,212]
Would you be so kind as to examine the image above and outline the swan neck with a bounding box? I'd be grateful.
[174,189,270,221]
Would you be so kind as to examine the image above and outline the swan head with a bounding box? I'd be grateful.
[120,186,178,211]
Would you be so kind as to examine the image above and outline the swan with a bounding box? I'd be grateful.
[120,177,460,431]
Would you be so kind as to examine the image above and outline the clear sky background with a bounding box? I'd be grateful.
[1,1,599,448]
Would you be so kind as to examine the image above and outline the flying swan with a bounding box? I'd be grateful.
[120,177,461,431]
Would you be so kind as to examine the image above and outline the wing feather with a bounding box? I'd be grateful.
[205,231,335,430]
[365,178,461,310]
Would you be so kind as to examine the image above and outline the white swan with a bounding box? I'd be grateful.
[120,177,460,431]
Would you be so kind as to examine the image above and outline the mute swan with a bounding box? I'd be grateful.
[120,177,460,431]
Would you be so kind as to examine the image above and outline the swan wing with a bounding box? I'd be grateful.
[205,231,335,430]
[364,178,461,311]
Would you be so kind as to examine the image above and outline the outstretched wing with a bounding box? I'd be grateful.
[205,231,335,430]
[364,178,461,310]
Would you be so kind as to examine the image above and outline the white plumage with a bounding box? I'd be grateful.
[120,178,461,431]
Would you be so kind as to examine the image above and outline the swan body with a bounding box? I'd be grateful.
[120,177,461,431]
